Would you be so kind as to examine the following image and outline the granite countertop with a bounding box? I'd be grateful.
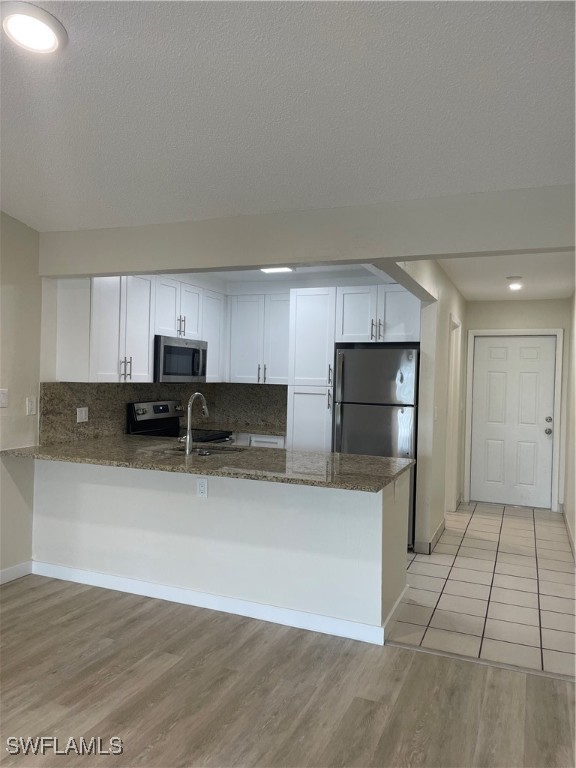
[2,436,413,493]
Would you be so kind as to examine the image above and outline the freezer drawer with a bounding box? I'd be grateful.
[335,346,418,405]
[334,403,416,459]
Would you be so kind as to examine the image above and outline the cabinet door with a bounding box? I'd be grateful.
[229,295,265,383]
[122,275,155,382]
[287,386,333,452]
[335,286,378,342]
[89,277,122,382]
[263,294,290,384]
[155,277,180,337]
[180,283,203,340]
[289,288,336,386]
[202,290,226,382]
[380,288,421,342]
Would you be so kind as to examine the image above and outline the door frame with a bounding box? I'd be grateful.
[463,329,563,511]
[444,313,462,513]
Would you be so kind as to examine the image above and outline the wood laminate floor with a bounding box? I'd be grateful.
[1,575,574,768]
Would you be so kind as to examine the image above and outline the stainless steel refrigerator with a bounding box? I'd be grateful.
[333,343,419,547]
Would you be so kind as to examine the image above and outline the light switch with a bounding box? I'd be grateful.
[0,389,7,408]
[76,407,88,423]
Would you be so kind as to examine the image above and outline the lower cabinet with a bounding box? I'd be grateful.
[286,386,333,452]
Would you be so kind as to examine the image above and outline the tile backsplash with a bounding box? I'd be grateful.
[39,382,287,444]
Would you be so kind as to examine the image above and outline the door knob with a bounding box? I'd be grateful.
[545,416,552,422]
[545,428,552,435]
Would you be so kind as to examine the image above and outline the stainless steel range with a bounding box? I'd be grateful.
[126,400,232,442]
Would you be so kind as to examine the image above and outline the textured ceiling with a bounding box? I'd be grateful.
[1,1,574,232]
[438,252,575,301]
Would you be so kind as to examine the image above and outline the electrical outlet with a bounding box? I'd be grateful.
[196,478,208,498]
[26,396,37,416]
[0,389,8,408]
[76,407,89,423]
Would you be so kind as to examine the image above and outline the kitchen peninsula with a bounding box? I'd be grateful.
[3,438,412,644]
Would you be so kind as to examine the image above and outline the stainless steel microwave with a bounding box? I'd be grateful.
[153,336,207,383]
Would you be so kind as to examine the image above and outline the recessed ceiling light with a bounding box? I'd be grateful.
[2,2,67,53]
[260,267,293,274]
[507,276,523,291]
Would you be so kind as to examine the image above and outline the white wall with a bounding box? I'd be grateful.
[393,260,467,551]
[465,298,572,511]
[39,186,573,277]
[564,291,575,545]
[0,212,41,573]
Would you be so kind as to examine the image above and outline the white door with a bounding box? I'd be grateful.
[155,277,180,337]
[335,286,378,342]
[202,290,226,382]
[180,283,202,340]
[289,288,336,386]
[122,276,155,382]
[287,386,333,452]
[470,335,556,508]
[229,295,265,383]
[89,277,122,382]
[263,294,290,384]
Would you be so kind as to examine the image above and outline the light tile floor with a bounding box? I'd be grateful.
[388,503,576,678]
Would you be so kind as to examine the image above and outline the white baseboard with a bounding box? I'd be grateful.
[0,561,32,585]
[31,562,385,645]
[382,584,409,643]
[563,512,575,558]
[431,519,446,551]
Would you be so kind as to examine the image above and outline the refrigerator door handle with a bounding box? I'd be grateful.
[336,350,344,402]
[334,401,342,452]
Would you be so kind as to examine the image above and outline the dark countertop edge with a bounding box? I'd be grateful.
[1,444,413,494]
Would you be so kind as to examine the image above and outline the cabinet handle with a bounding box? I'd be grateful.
[120,357,126,380]
[176,316,181,336]
[328,364,332,384]
[378,319,383,340]
[327,391,331,410]
[127,356,133,380]
[263,364,267,383]
[182,315,186,336]
[371,319,376,340]
[257,364,261,383]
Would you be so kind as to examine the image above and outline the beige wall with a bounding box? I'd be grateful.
[0,212,41,572]
[39,186,574,277]
[395,260,467,551]
[564,291,575,545]
[465,298,572,511]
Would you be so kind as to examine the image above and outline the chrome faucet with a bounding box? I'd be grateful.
[185,392,209,456]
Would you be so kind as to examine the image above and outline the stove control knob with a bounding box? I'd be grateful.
[136,408,147,416]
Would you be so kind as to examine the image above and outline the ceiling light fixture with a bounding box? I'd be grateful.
[260,267,293,274]
[2,2,67,53]
[507,276,523,291]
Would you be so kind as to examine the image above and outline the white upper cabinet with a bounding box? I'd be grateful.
[379,287,421,342]
[90,275,155,383]
[155,277,202,340]
[336,285,420,343]
[90,277,122,382]
[335,286,378,342]
[229,295,265,383]
[263,294,290,385]
[229,293,290,385]
[286,385,333,452]
[122,276,156,382]
[202,290,227,383]
[289,287,336,386]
